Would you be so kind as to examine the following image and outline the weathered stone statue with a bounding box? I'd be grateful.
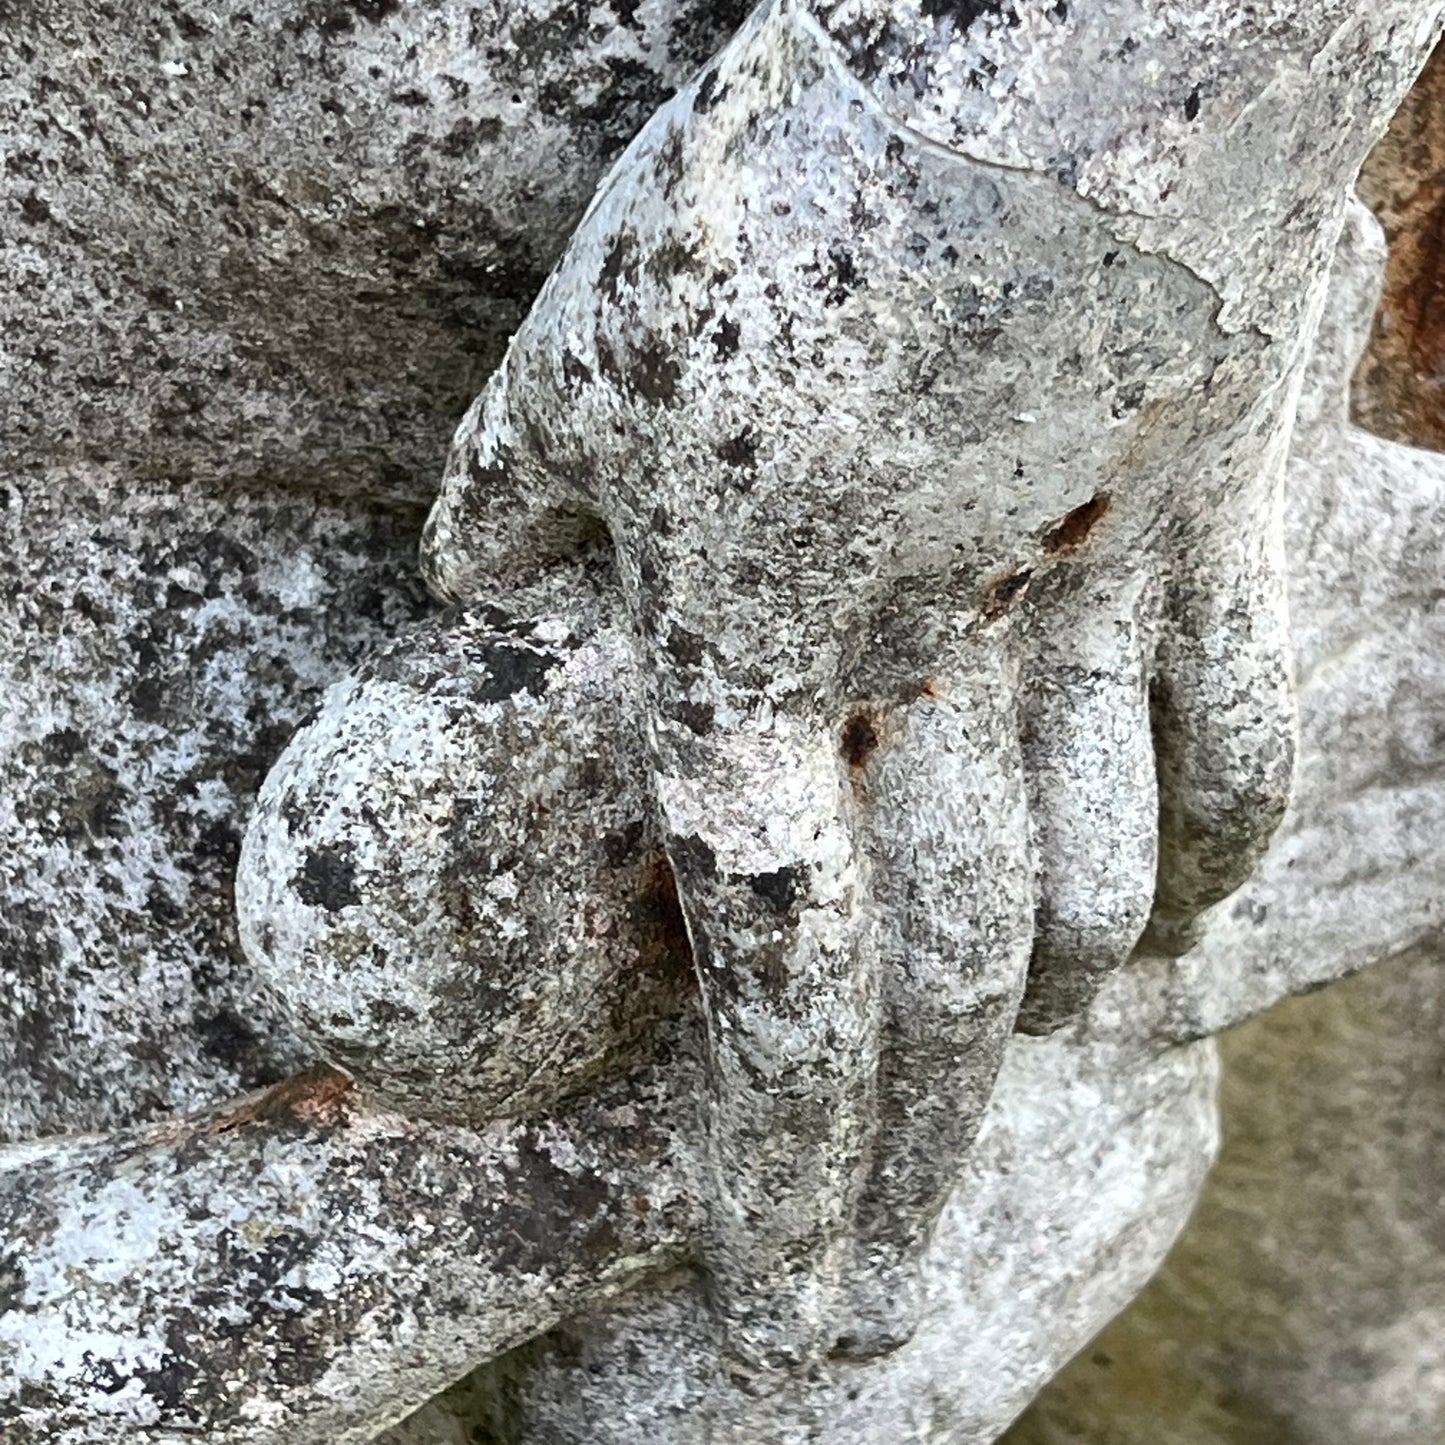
[2,2,1443,1442]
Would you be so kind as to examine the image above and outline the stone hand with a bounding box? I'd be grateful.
[412,0,1341,1368]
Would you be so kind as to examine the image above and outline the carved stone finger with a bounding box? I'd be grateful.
[654,717,877,1372]
[1148,507,1298,956]
[839,657,1034,1358]
[1016,574,1159,1035]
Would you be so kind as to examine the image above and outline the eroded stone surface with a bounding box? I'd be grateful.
[375,193,1445,1445]
[2,3,1444,1442]
[0,473,429,1141]
[238,581,696,1126]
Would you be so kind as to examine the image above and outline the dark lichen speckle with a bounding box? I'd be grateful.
[294,846,362,912]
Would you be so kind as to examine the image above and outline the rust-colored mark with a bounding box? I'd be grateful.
[1042,492,1111,554]
[918,677,942,700]
[841,711,880,770]
[1357,39,1445,452]
[622,851,698,1024]
[210,1066,356,1135]
[981,567,1034,622]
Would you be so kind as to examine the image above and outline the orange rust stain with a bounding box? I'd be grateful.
[1357,40,1445,452]
[620,851,698,1024]
[1042,492,1111,555]
[210,1066,356,1135]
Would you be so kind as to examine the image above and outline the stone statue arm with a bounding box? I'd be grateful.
[0,1060,701,1445]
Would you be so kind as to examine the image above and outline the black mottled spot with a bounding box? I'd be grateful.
[672,700,715,736]
[474,640,562,703]
[196,1006,262,1071]
[824,244,862,307]
[669,832,718,880]
[129,672,167,722]
[694,67,729,114]
[648,235,706,287]
[294,846,360,912]
[562,350,594,387]
[0,1253,24,1313]
[440,115,503,156]
[599,228,638,302]
[627,341,682,405]
[40,727,85,763]
[19,191,50,225]
[748,866,800,914]
[1111,381,1146,419]
[653,125,686,199]
[919,0,1017,28]
[711,314,740,360]
[664,625,706,667]
[136,1340,195,1420]
[390,87,429,107]
[602,819,646,867]
[193,819,242,872]
[146,884,183,927]
[340,0,401,24]
[77,1352,130,1395]
[717,430,759,469]
[1184,86,1201,121]
[366,997,419,1026]
[466,449,512,495]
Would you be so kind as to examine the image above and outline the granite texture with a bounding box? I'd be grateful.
[0,1,1442,1442]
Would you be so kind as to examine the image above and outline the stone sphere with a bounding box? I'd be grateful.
[236,598,694,1126]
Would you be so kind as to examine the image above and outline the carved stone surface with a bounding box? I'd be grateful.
[0,0,746,1146]
[378,195,1445,1445]
[402,0,1438,1371]
[1,2,1444,1443]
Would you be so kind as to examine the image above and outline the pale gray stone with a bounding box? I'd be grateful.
[376,193,1445,1445]
[1,1,1443,1442]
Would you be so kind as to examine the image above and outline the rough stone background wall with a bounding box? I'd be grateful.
[1004,47,1445,1445]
